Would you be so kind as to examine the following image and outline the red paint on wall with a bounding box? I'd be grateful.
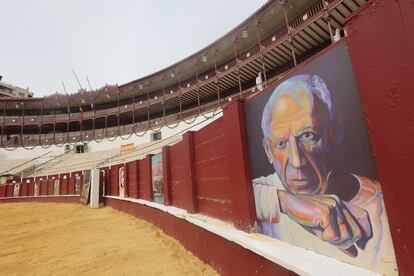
[169,136,197,212]
[26,178,34,196]
[346,1,414,273]
[138,157,151,201]
[60,174,69,195]
[105,197,295,276]
[110,165,121,196]
[40,178,47,196]
[68,173,75,194]
[5,183,13,197]
[0,196,80,204]
[193,117,233,221]
[162,146,172,205]
[127,160,138,198]
[0,185,6,197]
[20,181,28,197]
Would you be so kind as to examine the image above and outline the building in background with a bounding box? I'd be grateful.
[0,76,33,98]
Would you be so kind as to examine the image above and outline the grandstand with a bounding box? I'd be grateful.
[1,0,413,275]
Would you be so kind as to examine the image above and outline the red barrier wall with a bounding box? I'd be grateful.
[68,173,75,194]
[27,178,34,196]
[127,160,139,198]
[193,117,232,221]
[0,185,6,197]
[21,181,28,197]
[138,157,151,201]
[110,165,121,196]
[60,174,69,195]
[346,1,414,273]
[6,182,14,197]
[169,136,197,212]
[47,176,55,195]
[101,167,111,196]
[40,178,47,196]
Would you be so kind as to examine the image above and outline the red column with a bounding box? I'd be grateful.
[162,146,172,205]
[223,100,256,232]
[182,131,198,213]
[145,154,153,201]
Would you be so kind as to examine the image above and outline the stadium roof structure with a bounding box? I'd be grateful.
[0,0,368,148]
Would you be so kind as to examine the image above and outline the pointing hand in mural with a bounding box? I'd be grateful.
[252,75,392,261]
[277,190,369,256]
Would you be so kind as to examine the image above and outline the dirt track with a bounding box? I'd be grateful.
[0,203,218,275]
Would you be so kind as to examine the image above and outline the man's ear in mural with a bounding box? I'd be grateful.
[263,138,273,165]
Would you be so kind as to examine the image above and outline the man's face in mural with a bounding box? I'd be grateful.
[264,83,332,194]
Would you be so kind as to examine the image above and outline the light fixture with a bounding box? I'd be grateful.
[124,105,128,108]
[85,135,89,138]
[154,96,158,100]
[201,55,208,62]
[139,101,143,104]
[170,90,174,94]
[155,121,158,125]
[12,119,15,122]
[187,83,190,88]
[228,97,232,102]
[224,65,228,70]
[30,118,34,121]
[302,13,308,21]
[73,137,76,140]
[205,75,209,80]
[170,72,175,79]
[241,30,249,38]
[246,52,251,58]
[272,36,276,42]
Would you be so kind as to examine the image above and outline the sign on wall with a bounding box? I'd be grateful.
[34,181,40,196]
[80,170,91,205]
[152,153,163,204]
[75,174,81,194]
[244,44,397,275]
[118,167,125,197]
[54,179,60,195]
[13,183,20,197]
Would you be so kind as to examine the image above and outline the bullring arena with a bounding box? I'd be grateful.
[1,0,413,275]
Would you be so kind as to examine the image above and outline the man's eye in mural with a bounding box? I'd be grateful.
[276,139,287,149]
[299,131,320,144]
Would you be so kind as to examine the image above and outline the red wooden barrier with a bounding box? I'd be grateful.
[68,173,75,194]
[21,180,28,197]
[60,174,69,195]
[127,160,139,198]
[193,117,232,221]
[162,146,172,205]
[39,177,47,196]
[110,165,121,196]
[346,1,414,273]
[223,100,256,231]
[169,140,192,211]
[6,182,13,197]
[138,156,151,201]
[0,185,6,197]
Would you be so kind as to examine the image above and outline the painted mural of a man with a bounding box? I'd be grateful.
[119,167,125,197]
[253,74,396,271]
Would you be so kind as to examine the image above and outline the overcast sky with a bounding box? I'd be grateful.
[1,0,267,97]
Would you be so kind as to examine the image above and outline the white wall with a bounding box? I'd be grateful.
[0,111,222,160]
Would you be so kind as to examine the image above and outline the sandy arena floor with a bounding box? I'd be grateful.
[0,203,218,276]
